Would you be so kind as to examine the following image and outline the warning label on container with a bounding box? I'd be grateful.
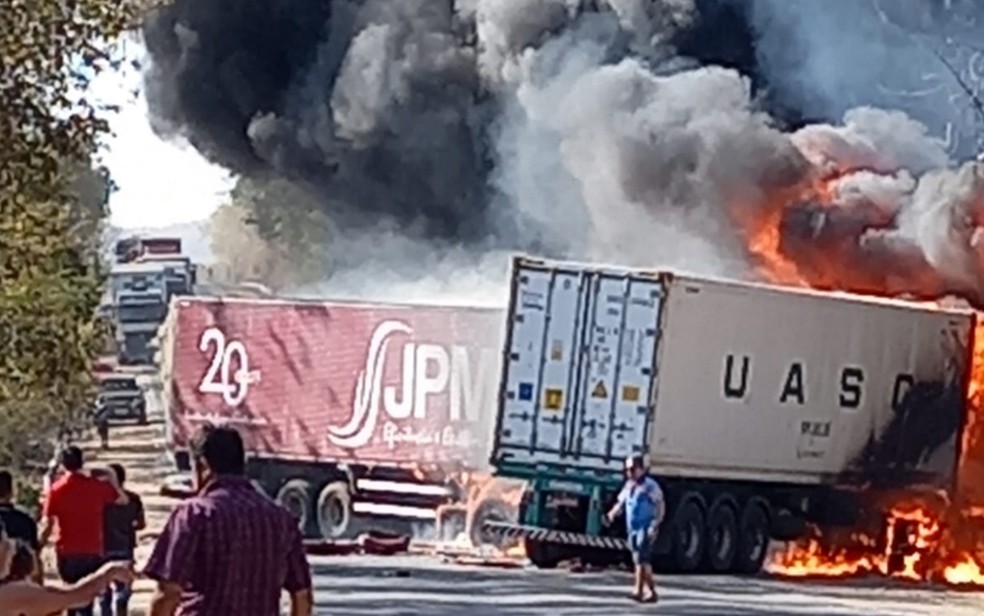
[591,380,608,399]
[622,385,640,403]
[544,388,563,411]
[518,382,534,401]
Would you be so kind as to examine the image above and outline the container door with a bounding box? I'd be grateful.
[495,265,585,467]
[493,258,664,474]
[573,274,663,467]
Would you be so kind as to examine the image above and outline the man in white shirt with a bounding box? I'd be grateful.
[606,454,665,603]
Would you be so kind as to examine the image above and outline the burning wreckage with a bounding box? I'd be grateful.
[478,256,984,586]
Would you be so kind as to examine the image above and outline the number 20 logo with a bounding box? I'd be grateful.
[198,327,251,407]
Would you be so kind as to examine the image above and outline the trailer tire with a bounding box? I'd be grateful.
[469,498,518,548]
[276,479,312,531]
[704,497,738,573]
[316,482,352,540]
[734,500,770,574]
[669,495,705,573]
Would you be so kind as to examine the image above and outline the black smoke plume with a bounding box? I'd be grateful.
[141,0,984,302]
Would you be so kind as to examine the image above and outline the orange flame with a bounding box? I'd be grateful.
[431,472,527,562]
[746,166,984,587]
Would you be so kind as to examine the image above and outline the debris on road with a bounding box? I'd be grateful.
[441,554,527,569]
[305,531,411,556]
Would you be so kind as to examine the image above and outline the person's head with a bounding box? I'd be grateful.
[108,463,126,487]
[60,446,84,473]
[625,454,646,482]
[6,540,35,581]
[190,425,246,490]
[0,470,13,503]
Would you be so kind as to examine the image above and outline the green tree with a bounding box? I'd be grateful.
[0,0,134,468]
[209,177,332,291]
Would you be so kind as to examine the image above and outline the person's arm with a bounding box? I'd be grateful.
[37,516,52,551]
[648,481,666,536]
[26,517,43,584]
[0,562,132,614]
[144,504,201,616]
[606,485,629,523]
[101,471,129,506]
[284,523,314,616]
[134,494,147,532]
[37,488,57,550]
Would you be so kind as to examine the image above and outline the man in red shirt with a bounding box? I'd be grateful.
[39,445,128,616]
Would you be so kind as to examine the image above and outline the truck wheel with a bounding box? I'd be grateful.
[704,497,738,573]
[316,482,352,540]
[669,496,706,573]
[734,500,770,574]
[469,498,518,548]
[276,479,312,531]
[524,538,564,569]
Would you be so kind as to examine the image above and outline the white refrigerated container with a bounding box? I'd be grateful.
[493,256,974,489]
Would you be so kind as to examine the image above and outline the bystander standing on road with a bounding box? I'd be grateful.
[98,463,145,616]
[606,454,665,604]
[0,470,42,582]
[144,425,313,616]
[38,446,129,616]
[93,403,111,451]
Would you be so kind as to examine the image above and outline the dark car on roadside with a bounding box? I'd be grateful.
[95,374,147,425]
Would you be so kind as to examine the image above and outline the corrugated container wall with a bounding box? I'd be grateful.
[493,257,974,491]
[159,297,505,468]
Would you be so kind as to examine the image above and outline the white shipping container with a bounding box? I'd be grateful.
[493,257,974,490]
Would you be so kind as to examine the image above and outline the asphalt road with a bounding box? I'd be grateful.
[126,373,984,615]
[306,554,984,615]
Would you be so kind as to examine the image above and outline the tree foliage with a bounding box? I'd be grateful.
[209,177,332,292]
[0,0,134,468]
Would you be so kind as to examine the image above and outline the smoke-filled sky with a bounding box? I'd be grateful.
[139,0,984,303]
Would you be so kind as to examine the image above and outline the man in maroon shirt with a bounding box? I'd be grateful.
[38,445,129,616]
[144,425,313,616]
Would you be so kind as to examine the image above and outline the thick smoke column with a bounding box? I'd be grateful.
[142,0,984,305]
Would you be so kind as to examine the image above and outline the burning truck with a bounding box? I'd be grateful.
[156,295,521,545]
[482,255,984,582]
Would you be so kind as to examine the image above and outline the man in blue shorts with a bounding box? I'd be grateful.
[606,454,664,603]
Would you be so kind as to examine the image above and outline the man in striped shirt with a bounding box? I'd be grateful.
[144,426,313,616]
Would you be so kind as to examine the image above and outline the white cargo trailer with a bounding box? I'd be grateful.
[486,256,976,574]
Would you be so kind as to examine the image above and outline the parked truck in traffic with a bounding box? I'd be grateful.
[109,238,196,366]
[157,295,517,542]
[483,256,975,574]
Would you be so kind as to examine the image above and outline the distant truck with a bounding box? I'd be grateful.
[94,373,147,424]
[108,238,196,366]
[114,236,182,264]
[483,256,975,574]
[110,262,170,365]
[157,296,514,541]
